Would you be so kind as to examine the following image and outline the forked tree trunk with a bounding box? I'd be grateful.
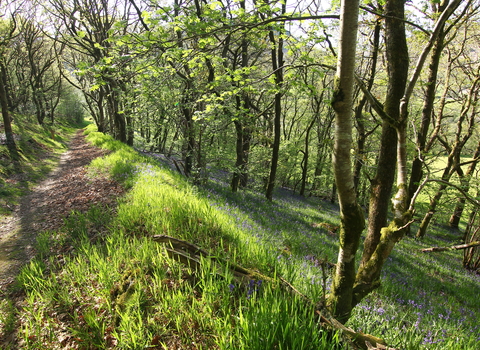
[328,0,462,322]
[360,0,408,270]
[355,0,461,304]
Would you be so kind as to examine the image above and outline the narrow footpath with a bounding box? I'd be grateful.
[0,130,124,292]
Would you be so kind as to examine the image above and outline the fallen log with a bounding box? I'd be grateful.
[421,241,480,253]
[152,234,396,350]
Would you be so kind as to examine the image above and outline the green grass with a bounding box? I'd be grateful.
[5,127,479,349]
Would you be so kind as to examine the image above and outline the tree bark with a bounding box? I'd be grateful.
[0,62,17,152]
[300,115,316,196]
[327,0,364,324]
[360,0,408,268]
[353,16,381,195]
[265,3,286,201]
[354,0,462,304]
[231,26,252,192]
[449,141,480,228]
[407,23,446,207]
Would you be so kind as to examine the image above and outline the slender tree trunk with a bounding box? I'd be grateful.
[327,0,364,323]
[360,0,408,268]
[182,103,195,176]
[265,5,285,201]
[240,127,251,188]
[416,183,448,238]
[0,62,13,112]
[300,116,316,196]
[407,27,445,203]
[0,64,16,147]
[353,17,380,194]
[449,141,480,228]
[231,29,251,192]
[109,89,127,143]
[231,119,251,192]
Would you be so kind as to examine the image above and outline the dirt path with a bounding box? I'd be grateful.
[0,130,124,291]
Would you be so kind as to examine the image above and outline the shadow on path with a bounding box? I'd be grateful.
[0,130,120,290]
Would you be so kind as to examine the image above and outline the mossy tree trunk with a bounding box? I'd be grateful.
[360,0,408,275]
[0,62,16,147]
[327,0,364,324]
[354,0,462,306]
[328,0,462,322]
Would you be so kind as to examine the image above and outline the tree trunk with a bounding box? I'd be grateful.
[265,6,285,201]
[407,17,446,226]
[449,141,480,228]
[416,183,448,238]
[0,64,16,147]
[231,30,252,192]
[231,119,251,192]
[300,115,316,196]
[360,0,408,268]
[327,0,364,324]
[353,17,380,194]
[183,103,195,177]
[361,124,397,265]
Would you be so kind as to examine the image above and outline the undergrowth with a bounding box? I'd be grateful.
[3,126,479,349]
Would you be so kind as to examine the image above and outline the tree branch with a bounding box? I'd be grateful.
[360,5,429,35]
[422,241,480,253]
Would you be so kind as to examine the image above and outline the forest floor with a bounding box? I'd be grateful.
[0,130,124,293]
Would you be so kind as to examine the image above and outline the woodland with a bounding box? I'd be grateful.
[1,0,480,349]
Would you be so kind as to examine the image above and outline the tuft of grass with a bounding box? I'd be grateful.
[0,299,17,337]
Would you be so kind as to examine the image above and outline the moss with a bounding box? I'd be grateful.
[328,202,365,322]
[110,267,140,315]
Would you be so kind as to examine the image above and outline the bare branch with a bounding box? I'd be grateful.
[422,241,480,253]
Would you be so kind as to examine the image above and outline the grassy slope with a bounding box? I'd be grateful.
[0,114,81,215]
[2,126,479,349]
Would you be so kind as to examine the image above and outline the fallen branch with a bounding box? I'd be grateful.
[152,235,396,350]
[421,241,480,253]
